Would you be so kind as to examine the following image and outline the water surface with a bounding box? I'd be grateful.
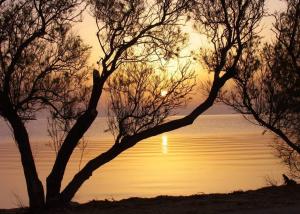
[0,114,287,208]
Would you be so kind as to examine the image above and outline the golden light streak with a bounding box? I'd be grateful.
[162,134,168,154]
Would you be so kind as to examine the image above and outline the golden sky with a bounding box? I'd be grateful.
[75,0,286,65]
[73,0,286,114]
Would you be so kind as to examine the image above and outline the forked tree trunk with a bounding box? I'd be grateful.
[57,74,234,203]
[45,110,98,206]
[46,70,103,206]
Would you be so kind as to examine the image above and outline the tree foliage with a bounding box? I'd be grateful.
[0,0,90,120]
[0,0,89,209]
[107,62,195,143]
[0,0,194,209]
[220,0,300,178]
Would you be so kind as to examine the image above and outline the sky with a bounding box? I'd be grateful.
[73,0,287,115]
[75,0,286,63]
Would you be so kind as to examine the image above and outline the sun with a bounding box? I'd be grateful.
[161,90,168,97]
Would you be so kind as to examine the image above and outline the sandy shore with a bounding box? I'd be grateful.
[1,184,299,214]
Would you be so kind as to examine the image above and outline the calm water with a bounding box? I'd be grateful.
[0,114,287,208]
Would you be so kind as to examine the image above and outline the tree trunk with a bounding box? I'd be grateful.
[60,144,125,202]
[0,94,45,209]
[7,114,45,209]
[46,70,103,205]
[45,110,98,206]
[58,75,232,203]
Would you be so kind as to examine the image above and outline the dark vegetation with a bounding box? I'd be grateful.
[220,0,300,178]
[0,184,300,214]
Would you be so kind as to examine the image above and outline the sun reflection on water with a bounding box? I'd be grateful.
[162,134,168,154]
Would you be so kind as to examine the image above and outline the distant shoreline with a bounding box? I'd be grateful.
[1,184,299,214]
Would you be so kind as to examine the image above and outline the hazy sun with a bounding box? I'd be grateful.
[161,90,168,97]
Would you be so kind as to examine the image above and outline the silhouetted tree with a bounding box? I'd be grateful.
[46,0,194,207]
[0,0,193,209]
[0,0,89,209]
[220,0,300,178]
[0,0,265,210]
[59,0,264,207]
[106,62,195,143]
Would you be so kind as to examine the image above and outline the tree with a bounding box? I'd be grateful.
[0,0,193,209]
[106,62,195,143]
[0,0,265,210]
[0,0,90,209]
[220,0,300,178]
[60,0,263,207]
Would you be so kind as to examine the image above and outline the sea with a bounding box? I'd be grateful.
[0,114,287,208]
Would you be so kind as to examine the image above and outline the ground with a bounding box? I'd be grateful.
[1,185,299,214]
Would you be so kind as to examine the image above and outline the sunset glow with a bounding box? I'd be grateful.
[161,90,168,97]
[0,0,297,211]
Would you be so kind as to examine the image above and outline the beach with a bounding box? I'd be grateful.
[0,184,299,214]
